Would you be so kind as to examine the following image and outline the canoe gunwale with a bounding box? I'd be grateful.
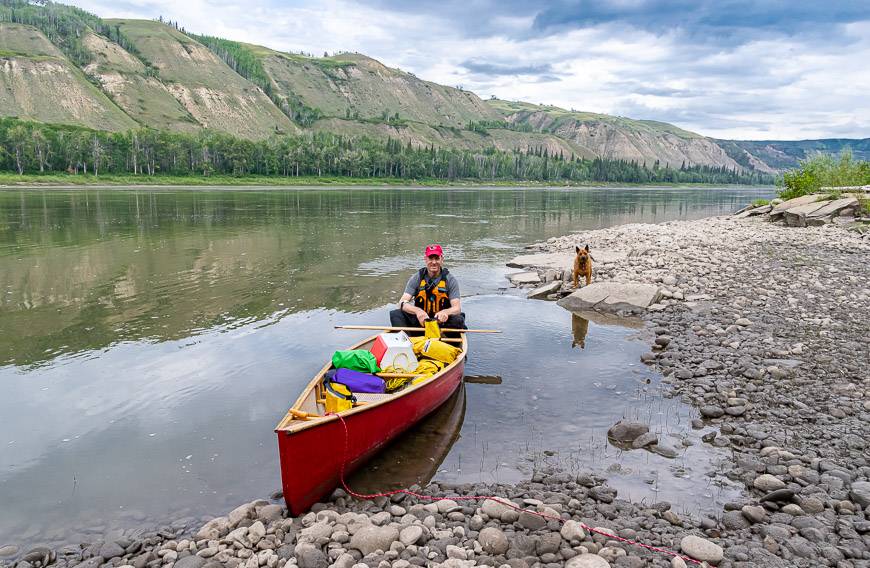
[274,332,468,434]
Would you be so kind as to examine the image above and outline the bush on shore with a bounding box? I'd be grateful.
[778,150,870,200]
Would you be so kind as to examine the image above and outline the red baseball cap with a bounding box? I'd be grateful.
[424,244,443,257]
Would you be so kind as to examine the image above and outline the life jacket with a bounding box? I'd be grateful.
[414,267,451,317]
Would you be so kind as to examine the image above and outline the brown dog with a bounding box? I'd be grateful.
[572,245,593,288]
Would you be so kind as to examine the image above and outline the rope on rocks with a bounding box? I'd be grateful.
[333,414,702,565]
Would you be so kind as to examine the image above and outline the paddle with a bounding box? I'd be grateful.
[335,325,500,334]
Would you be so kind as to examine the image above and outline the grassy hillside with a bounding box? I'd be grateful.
[487,99,744,170]
[107,19,296,139]
[259,49,504,128]
[81,31,200,133]
[0,22,137,131]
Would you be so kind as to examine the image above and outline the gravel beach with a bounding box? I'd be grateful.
[2,214,868,568]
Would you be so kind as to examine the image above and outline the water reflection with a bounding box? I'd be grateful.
[571,314,589,349]
[349,384,467,493]
[0,187,771,547]
[1,187,772,367]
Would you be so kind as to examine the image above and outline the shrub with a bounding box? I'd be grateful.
[778,150,870,200]
[751,198,770,207]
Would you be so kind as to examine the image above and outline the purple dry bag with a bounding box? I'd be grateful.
[333,368,386,393]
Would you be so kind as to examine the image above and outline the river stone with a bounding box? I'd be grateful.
[349,525,399,555]
[722,510,751,530]
[849,481,870,508]
[196,517,230,540]
[761,488,795,502]
[478,527,509,555]
[680,535,723,564]
[509,271,541,285]
[558,282,662,313]
[257,504,283,523]
[174,556,206,568]
[741,505,766,524]
[631,432,658,449]
[294,544,327,568]
[518,511,547,531]
[0,546,18,558]
[248,521,266,544]
[753,474,786,492]
[565,553,611,567]
[700,405,724,418]
[399,526,423,546]
[99,543,125,560]
[229,503,256,527]
[607,420,649,443]
[561,520,586,541]
[527,281,562,299]
[480,499,516,521]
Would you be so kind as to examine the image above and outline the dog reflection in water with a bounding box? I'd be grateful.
[571,313,590,349]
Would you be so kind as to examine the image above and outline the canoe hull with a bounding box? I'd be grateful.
[276,358,465,515]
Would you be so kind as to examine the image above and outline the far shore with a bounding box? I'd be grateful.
[0,173,776,191]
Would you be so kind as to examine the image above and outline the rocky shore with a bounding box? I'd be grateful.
[3,210,869,568]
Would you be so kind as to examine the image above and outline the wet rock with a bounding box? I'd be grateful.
[98,543,125,560]
[607,421,649,443]
[760,488,795,502]
[700,406,724,418]
[630,432,658,449]
[0,546,18,557]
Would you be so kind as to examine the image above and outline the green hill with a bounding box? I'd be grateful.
[488,99,743,170]
[106,19,296,139]
[0,1,862,176]
[0,22,137,131]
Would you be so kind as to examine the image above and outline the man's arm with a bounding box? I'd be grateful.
[398,292,428,324]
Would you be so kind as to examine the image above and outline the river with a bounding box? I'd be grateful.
[0,186,773,547]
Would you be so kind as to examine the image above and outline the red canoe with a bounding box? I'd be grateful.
[274,333,467,516]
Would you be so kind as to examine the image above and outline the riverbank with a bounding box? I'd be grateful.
[2,212,867,568]
[0,172,774,190]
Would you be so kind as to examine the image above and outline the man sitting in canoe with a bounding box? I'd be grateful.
[390,244,466,333]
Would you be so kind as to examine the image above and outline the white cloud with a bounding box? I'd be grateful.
[68,0,870,140]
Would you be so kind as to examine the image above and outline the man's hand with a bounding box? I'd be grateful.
[416,310,429,326]
[434,310,449,323]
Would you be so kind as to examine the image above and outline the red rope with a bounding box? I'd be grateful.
[333,413,702,565]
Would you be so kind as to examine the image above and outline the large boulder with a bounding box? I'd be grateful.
[783,201,831,227]
[769,194,824,220]
[804,197,860,225]
[558,282,662,314]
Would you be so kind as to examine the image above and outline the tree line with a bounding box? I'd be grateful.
[0,118,774,184]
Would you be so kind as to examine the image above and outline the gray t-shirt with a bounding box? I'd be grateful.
[403,269,460,301]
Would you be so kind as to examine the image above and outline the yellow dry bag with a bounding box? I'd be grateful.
[424,319,441,339]
[324,380,355,414]
[412,336,461,364]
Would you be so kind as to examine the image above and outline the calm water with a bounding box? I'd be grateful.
[0,186,773,547]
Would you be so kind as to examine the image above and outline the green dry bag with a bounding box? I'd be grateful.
[332,349,380,374]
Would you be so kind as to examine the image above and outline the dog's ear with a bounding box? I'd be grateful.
[575,245,580,253]
[584,244,590,252]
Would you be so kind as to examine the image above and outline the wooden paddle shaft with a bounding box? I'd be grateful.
[336,325,499,333]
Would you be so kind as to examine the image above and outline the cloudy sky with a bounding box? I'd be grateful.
[71,0,870,140]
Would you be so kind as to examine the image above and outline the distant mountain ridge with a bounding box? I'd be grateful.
[0,1,866,175]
